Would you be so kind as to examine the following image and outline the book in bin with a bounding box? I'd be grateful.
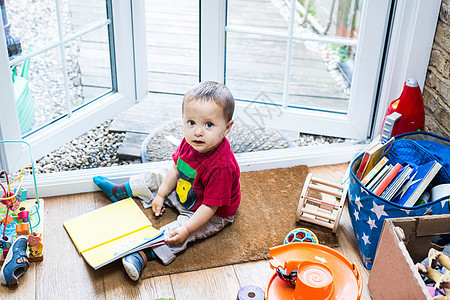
[392,161,442,207]
[63,198,165,269]
[367,164,393,191]
[373,163,402,196]
[361,156,389,186]
[356,137,395,180]
[380,165,413,201]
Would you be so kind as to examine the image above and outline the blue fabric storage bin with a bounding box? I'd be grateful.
[348,132,450,269]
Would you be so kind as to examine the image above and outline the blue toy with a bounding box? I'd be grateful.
[284,228,319,244]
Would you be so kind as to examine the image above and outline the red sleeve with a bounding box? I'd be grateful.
[202,167,233,207]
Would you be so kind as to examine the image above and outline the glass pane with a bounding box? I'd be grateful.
[70,26,113,110]
[61,0,108,35]
[227,0,288,33]
[293,0,362,37]
[2,0,59,60]
[11,47,66,135]
[146,0,199,94]
[288,40,350,112]
[226,32,286,104]
[227,0,361,114]
[3,0,114,136]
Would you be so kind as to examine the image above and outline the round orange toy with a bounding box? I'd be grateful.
[266,243,363,300]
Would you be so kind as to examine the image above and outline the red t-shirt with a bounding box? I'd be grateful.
[172,137,241,218]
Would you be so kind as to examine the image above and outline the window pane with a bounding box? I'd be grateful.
[226,32,286,104]
[227,0,288,33]
[2,0,59,59]
[70,26,113,110]
[3,0,115,136]
[11,47,66,135]
[146,0,199,94]
[288,40,350,112]
[61,0,108,35]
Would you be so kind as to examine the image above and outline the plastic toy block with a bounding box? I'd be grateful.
[27,232,42,247]
[0,238,11,250]
[15,224,30,236]
[17,210,29,223]
[29,244,43,257]
[14,188,28,202]
[0,214,14,226]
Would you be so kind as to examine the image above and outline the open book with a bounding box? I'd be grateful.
[63,198,165,269]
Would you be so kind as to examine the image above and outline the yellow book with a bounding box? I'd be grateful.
[63,198,164,269]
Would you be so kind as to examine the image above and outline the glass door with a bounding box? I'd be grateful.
[0,0,142,172]
[202,0,392,140]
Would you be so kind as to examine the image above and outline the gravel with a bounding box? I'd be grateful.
[33,120,134,174]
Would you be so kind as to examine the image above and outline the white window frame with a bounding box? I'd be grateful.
[0,0,148,172]
[20,0,441,197]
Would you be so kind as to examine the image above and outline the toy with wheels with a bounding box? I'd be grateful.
[284,228,319,244]
[296,173,348,233]
[266,243,363,300]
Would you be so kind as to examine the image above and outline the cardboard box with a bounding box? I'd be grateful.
[368,214,450,299]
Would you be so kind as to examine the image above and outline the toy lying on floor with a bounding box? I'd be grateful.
[265,228,363,300]
[0,165,43,289]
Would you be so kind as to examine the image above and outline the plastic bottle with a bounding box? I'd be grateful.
[382,78,425,137]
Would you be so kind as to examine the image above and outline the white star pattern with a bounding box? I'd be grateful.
[401,209,412,215]
[354,210,359,221]
[354,195,363,210]
[361,186,369,195]
[362,232,371,245]
[442,199,449,209]
[367,217,377,230]
[362,255,372,265]
[425,207,433,215]
[371,202,389,220]
[348,192,353,201]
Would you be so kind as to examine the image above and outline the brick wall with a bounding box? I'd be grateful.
[423,0,450,138]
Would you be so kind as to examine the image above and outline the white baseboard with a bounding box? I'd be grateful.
[23,143,365,198]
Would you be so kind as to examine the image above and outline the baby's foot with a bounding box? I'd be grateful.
[93,176,133,202]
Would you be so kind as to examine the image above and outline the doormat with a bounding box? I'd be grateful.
[138,165,339,279]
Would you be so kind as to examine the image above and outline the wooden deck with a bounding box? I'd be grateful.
[73,0,350,114]
[0,163,372,299]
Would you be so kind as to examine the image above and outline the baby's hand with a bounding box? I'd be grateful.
[152,194,165,216]
[165,226,190,245]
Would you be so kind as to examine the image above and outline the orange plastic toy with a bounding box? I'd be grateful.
[266,243,363,300]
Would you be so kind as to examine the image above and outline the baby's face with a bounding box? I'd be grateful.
[182,99,232,153]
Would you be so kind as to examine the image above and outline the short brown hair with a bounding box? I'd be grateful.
[183,81,235,122]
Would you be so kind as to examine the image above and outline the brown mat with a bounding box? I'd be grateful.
[138,165,339,279]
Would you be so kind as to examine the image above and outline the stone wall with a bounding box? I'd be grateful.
[423,0,450,138]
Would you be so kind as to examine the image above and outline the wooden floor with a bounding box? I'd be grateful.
[0,163,372,299]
